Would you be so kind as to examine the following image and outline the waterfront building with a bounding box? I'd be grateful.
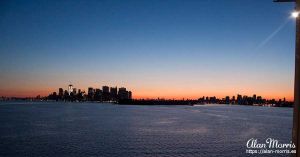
[59,88,64,97]
[102,86,110,101]
[237,94,242,104]
[64,90,69,98]
[94,88,102,101]
[128,91,132,99]
[118,87,129,100]
[88,87,94,101]
[110,87,118,101]
[225,96,230,104]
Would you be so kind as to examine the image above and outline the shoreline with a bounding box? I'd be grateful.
[0,100,294,108]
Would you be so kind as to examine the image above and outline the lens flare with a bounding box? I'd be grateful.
[292,11,299,18]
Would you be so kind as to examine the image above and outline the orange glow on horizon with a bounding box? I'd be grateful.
[0,72,294,101]
[0,88,293,102]
[133,93,294,102]
[0,89,294,101]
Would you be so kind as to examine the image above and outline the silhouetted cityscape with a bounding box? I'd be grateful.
[45,84,132,102]
[0,84,293,107]
[120,94,293,107]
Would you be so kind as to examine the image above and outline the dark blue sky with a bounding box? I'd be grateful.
[0,0,296,99]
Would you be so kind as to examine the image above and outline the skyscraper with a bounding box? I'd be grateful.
[73,88,77,95]
[94,88,102,101]
[88,87,94,101]
[128,91,132,99]
[225,96,230,104]
[59,88,64,97]
[237,94,242,105]
[110,87,118,101]
[102,86,110,101]
[68,84,73,95]
[118,87,129,100]
[253,94,256,99]
[102,86,109,93]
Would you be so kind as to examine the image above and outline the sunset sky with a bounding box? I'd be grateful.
[0,0,296,100]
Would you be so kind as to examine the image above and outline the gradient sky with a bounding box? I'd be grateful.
[0,0,297,100]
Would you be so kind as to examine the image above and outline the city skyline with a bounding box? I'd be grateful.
[41,84,293,107]
[0,0,296,101]
[46,84,132,102]
[1,82,291,102]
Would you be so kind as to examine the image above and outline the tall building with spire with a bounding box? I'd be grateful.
[68,84,73,95]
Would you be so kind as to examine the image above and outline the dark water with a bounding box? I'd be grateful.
[0,102,293,157]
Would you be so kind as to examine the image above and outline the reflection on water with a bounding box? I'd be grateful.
[0,102,292,157]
